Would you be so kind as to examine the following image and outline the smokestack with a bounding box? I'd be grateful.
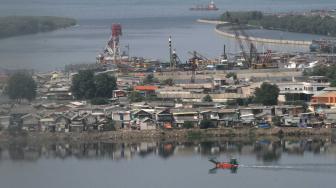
[169,36,172,69]
[223,44,226,59]
[169,36,172,48]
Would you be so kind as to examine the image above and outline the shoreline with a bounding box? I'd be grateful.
[0,127,333,143]
[197,19,312,46]
[0,24,78,40]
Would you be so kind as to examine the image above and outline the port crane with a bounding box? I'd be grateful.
[172,49,182,68]
[225,12,275,69]
[188,51,209,61]
[224,12,247,67]
[188,50,214,83]
[187,51,204,83]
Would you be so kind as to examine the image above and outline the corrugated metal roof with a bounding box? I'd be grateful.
[134,85,158,91]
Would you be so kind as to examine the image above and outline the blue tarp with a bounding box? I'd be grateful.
[258,123,271,129]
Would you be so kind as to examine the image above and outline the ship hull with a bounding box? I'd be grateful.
[189,8,219,11]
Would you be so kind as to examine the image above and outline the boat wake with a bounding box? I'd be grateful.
[240,164,296,169]
[240,164,336,173]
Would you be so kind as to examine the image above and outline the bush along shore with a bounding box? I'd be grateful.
[0,127,332,142]
[0,16,77,39]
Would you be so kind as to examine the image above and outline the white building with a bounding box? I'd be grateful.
[276,76,330,101]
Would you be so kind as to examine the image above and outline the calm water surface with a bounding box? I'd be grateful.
[0,137,335,188]
[1,0,336,70]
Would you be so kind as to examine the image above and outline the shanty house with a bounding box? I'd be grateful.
[217,109,240,127]
[39,118,55,132]
[172,109,199,128]
[137,118,156,130]
[156,109,174,128]
[69,115,84,133]
[21,114,41,131]
[112,111,131,129]
[55,115,70,132]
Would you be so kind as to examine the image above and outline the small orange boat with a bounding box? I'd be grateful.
[209,158,239,173]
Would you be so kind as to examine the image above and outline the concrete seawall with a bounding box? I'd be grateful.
[215,24,312,46]
[197,19,312,46]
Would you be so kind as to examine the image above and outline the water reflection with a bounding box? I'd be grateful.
[209,166,238,174]
[0,137,335,162]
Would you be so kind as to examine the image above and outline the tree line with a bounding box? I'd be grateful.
[5,72,37,102]
[304,64,336,86]
[2,70,117,104]
[220,11,336,36]
[0,16,76,39]
[71,70,117,104]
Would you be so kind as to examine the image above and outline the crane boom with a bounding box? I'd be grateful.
[225,12,260,68]
[187,51,209,61]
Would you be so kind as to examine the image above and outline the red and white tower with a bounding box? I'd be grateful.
[106,24,122,63]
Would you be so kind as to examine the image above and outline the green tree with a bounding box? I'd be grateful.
[6,72,36,102]
[71,70,118,100]
[143,74,158,84]
[225,72,237,80]
[226,99,238,106]
[254,82,279,106]
[71,70,96,99]
[236,97,254,106]
[128,91,144,102]
[91,97,109,105]
[305,65,329,77]
[183,121,194,129]
[304,65,336,86]
[143,74,154,84]
[202,95,213,102]
[103,118,116,131]
[94,73,117,98]
[145,93,158,101]
[200,120,216,129]
[220,11,336,37]
[272,116,282,127]
[0,16,76,39]
[162,78,174,86]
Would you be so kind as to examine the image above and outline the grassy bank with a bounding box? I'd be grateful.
[220,11,336,37]
[0,16,77,39]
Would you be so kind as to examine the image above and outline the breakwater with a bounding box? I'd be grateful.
[215,24,312,46]
[196,19,227,25]
[197,19,312,46]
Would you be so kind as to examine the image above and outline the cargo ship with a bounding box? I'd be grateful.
[189,1,219,11]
